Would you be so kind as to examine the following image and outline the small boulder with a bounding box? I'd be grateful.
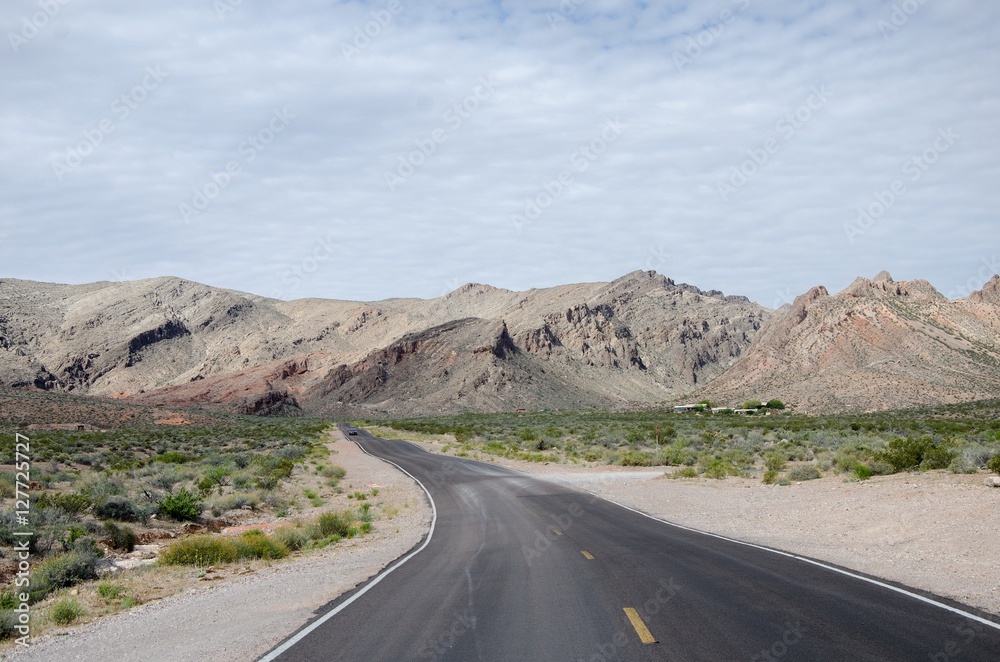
[985,477,1000,488]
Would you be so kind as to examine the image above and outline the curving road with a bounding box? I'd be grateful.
[261,428,1000,661]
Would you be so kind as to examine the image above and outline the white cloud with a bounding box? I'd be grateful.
[1,0,998,305]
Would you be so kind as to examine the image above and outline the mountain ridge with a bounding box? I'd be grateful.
[1,270,997,415]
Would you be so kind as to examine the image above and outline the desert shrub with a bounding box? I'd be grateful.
[273,526,309,552]
[93,497,140,522]
[159,535,238,566]
[0,610,17,640]
[877,436,954,472]
[618,451,654,467]
[582,450,603,463]
[516,428,538,442]
[35,492,91,514]
[148,465,185,491]
[701,457,734,480]
[788,465,822,481]
[232,530,288,560]
[948,455,977,474]
[764,453,787,472]
[31,547,101,602]
[50,598,86,625]
[155,451,194,464]
[853,463,873,480]
[209,492,258,513]
[317,511,353,538]
[989,454,1000,475]
[666,467,699,479]
[103,521,137,552]
[661,442,697,466]
[320,465,346,480]
[97,583,125,600]
[158,488,203,522]
[762,469,779,484]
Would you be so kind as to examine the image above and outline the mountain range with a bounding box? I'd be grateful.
[1,270,997,416]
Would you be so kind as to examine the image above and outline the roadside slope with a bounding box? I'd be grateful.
[3,435,431,662]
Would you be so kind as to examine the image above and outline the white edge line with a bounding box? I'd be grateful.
[257,438,438,661]
[598,492,1000,632]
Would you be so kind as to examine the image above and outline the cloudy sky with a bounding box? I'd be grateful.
[2,0,998,307]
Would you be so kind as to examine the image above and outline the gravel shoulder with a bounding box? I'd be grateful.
[410,439,1000,618]
[4,433,432,662]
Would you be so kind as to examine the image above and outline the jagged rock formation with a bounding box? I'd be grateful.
[0,271,767,415]
[698,272,1000,412]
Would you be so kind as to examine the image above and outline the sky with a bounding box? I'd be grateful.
[1,0,998,308]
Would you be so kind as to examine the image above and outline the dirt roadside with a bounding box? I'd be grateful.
[408,438,1000,618]
[3,434,432,662]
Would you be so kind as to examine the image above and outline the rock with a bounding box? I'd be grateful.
[985,477,1000,487]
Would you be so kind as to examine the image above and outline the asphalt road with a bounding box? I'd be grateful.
[262,429,1000,661]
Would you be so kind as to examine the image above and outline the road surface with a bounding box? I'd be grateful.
[262,429,1000,661]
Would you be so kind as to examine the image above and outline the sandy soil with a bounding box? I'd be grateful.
[411,440,1000,618]
[4,434,432,662]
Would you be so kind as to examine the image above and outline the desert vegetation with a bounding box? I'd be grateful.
[0,410,376,641]
[369,398,1000,483]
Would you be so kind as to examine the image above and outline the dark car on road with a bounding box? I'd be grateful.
[348,427,358,435]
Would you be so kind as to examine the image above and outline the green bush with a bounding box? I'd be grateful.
[93,497,140,522]
[158,488,203,522]
[317,511,353,538]
[988,454,1000,475]
[618,451,654,467]
[31,548,100,602]
[320,465,346,480]
[788,465,822,481]
[762,469,779,484]
[50,598,86,625]
[35,492,92,514]
[665,467,699,479]
[159,535,238,566]
[853,463,873,480]
[764,453,787,472]
[232,530,288,560]
[273,526,309,552]
[103,522,137,552]
[878,436,955,472]
[0,610,17,640]
[97,583,125,600]
[702,458,734,480]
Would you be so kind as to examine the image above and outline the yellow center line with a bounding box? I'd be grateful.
[623,607,657,644]
[552,529,563,536]
[581,550,595,560]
